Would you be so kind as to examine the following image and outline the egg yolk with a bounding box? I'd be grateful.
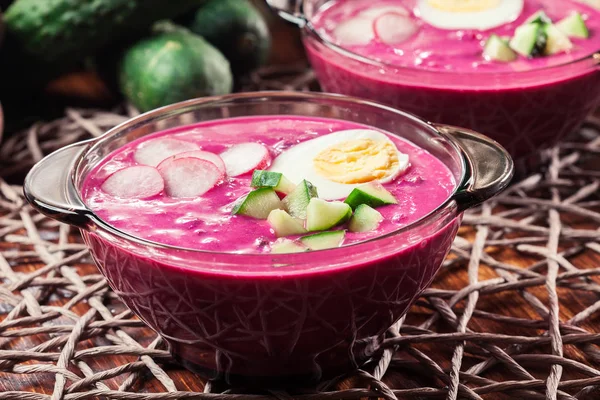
[313,139,399,184]
[427,0,500,12]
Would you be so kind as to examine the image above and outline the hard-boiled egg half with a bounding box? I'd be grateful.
[417,0,524,30]
[269,129,409,200]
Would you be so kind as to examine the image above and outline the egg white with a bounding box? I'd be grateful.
[417,0,524,31]
[269,129,409,200]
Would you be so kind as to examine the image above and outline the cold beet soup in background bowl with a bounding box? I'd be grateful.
[268,0,600,169]
[24,92,513,385]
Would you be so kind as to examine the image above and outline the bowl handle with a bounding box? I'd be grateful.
[265,0,307,27]
[23,141,94,229]
[436,124,514,212]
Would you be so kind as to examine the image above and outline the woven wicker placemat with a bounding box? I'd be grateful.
[1,66,600,400]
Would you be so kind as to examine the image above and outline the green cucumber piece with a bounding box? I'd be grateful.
[484,34,517,62]
[510,23,547,57]
[306,198,352,232]
[344,182,397,210]
[283,180,318,219]
[525,11,552,25]
[267,209,307,237]
[348,205,384,233]
[271,238,308,254]
[300,231,346,251]
[544,23,573,55]
[251,170,296,195]
[556,12,589,39]
[232,187,281,219]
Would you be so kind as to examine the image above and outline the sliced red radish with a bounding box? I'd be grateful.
[333,17,375,46]
[134,138,200,167]
[220,143,271,177]
[360,5,409,19]
[373,12,418,45]
[158,157,224,198]
[101,166,164,199]
[163,150,226,175]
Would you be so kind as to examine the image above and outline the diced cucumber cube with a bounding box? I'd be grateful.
[283,180,318,219]
[267,209,307,237]
[300,230,346,251]
[344,182,397,210]
[251,170,296,195]
[525,10,552,25]
[306,198,352,232]
[484,34,517,62]
[348,204,384,233]
[556,12,589,39]
[232,188,282,219]
[510,23,547,57]
[544,23,573,55]
[271,238,308,254]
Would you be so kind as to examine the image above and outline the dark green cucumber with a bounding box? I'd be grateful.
[119,22,233,113]
[4,0,206,66]
[184,0,271,75]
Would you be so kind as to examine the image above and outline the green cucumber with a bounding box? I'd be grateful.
[344,182,397,210]
[556,12,589,39]
[4,0,206,66]
[525,11,552,25]
[483,34,517,62]
[348,205,384,233]
[271,238,308,254]
[509,22,547,57]
[267,209,307,237]
[183,0,271,75]
[251,170,296,195]
[283,180,318,219]
[306,198,352,232]
[232,187,281,219]
[119,22,232,113]
[544,23,573,55]
[300,231,346,251]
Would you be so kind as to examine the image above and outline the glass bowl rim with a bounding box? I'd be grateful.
[71,91,467,262]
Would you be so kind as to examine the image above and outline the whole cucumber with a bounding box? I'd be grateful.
[4,0,206,66]
[119,22,233,113]
[185,0,271,76]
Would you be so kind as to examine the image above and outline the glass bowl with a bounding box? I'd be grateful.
[268,0,600,169]
[24,91,513,386]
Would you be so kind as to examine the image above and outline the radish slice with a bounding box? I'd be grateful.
[158,157,224,198]
[220,143,271,177]
[101,166,164,199]
[134,138,200,167]
[360,5,409,19]
[333,17,375,46]
[164,150,226,175]
[374,12,418,45]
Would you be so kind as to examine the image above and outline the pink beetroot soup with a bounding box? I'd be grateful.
[80,115,460,382]
[306,0,600,159]
[82,116,455,253]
